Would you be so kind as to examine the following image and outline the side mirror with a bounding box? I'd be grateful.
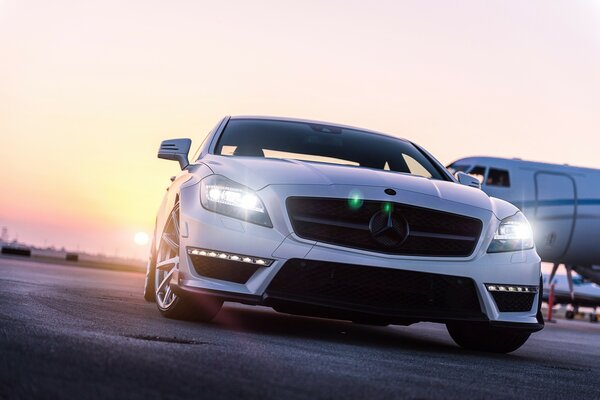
[456,171,482,189]
[158,138,192,170]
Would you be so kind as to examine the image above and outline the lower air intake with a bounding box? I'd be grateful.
[189,255,259,284]
[491,292,536,312]
[266,259,483,319]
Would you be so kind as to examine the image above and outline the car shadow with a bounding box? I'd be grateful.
[201,303,510,359]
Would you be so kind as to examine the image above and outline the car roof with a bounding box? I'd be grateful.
[228,115,410,143]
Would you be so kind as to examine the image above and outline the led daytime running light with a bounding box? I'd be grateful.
[187,248,274,267]
[486,284,538,293]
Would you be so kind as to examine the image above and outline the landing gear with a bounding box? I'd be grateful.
[548,263,576,302]
[565,310,575,320]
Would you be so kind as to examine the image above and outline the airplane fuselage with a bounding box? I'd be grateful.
[448,157,600,267]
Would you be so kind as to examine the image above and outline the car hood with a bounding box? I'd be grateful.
[201,155,502,214]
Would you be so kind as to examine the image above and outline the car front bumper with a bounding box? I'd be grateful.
[173,182,543,332]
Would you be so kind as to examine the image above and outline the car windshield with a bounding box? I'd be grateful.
[214,119,448,180]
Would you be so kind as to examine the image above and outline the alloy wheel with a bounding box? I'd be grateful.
[155,204,180,309]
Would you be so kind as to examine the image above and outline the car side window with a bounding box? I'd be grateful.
[191,133,210,161]
[487,168,511,187]
[403,154,433,178]
[468,166,487,184]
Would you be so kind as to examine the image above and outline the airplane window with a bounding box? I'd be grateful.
[468,166,486,184]
[446,164,470,174]
[487,168,511,187]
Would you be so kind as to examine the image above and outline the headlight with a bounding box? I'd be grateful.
[487,212,534,253]
[200,175,272,227]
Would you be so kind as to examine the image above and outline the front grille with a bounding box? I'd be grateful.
[266,259,483,318]
[286,197,482,257]
[491,292,536,312]
[189,255,259,284]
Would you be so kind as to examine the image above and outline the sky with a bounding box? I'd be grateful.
[1,0,599,259]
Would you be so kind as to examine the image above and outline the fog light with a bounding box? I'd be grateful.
[485,284,538,293]
[187,247,274,267]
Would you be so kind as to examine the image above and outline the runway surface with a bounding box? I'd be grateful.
[1,257,599,400]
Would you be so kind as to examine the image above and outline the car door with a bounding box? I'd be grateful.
[534,172,576,261]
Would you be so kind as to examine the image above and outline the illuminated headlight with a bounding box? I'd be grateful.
[187,248,274,267]
[200,175,272,227]
[487,212,534,253]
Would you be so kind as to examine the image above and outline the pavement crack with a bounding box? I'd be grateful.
[123,334,209,345]
[542,364,590,372]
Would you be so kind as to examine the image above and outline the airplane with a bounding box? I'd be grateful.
[542,273,600,322]
[447,156,600,297]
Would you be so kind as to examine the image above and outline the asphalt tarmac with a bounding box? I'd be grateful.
[1,257,599,400]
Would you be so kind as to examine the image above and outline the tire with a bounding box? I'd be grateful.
[352,318,390,327]
[590,314,598,323]
[565,310,575,320]
[446,322,531,353]
[153,202,222,321]
[143,232,157,302]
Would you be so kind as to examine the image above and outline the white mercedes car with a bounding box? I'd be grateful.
[144,116,543,353]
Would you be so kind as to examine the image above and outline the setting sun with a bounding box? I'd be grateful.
[133,232,149,246]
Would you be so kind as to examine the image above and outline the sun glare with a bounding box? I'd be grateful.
[134,232,149,246]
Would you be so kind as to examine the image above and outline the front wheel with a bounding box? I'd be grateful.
[446,322,531,353]
[153,202,222,321]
